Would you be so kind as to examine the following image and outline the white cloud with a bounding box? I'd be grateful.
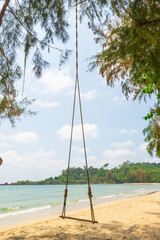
[102,149,136,159]
[0,142,9,148]
[1,150,56,168]
[77,147,90,153]
[70,155,96,167]
[120,129,127,134]
[0,132,38,144]
[120,129,138,135]
[56,124,98,140]
[88,155,96,162]
[142,157,160,164]
[0,134,7,141]
[151,157,160,163]
[112,96,126,105]
[70,157,84,167]
[81,90,97,100]
[40,68,73,94]
[101,148,136,168]
[72,146,78,151]
[110,140,133,148]
[34,100,59,108]
[0,150,65,182]
[130,129,138,134]
[138,142,148,151]
[11,132,38,143]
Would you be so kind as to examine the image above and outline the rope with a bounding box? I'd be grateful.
[61,0,95,223]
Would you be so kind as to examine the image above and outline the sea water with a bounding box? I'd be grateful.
[0,184,160,226]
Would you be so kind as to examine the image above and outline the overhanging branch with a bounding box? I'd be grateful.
[8,7,65,53]
[137,19,160,26]
[0,73,10,99]
[0,0,11,27]
[0,47,10,62]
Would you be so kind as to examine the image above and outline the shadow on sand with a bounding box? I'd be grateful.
[1,220,160,240]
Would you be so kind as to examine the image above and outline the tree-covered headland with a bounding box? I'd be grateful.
[11,161,160,185]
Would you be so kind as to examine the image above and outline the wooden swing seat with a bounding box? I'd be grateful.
[59,215,98,223]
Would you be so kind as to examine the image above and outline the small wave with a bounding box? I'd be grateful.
[140,189,159,194]
[0,206,21,213]
[133,188,146,192]
[131,188,159,197]
[0,205,52,219]
[78,199,89,202]
[97,194,116,199]
[146,190,159,195]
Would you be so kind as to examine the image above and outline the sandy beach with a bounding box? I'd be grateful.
[0,191,160,240]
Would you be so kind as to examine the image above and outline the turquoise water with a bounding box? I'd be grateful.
[0,184,160,225]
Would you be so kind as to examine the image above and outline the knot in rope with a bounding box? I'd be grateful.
[64,188,68,198]
[88,186,93,198]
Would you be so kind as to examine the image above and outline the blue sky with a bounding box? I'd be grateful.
[0,8,159,183]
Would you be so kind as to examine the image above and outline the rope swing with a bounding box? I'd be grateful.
[59,0,97,224]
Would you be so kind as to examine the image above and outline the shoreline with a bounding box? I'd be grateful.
[1,186,160,228]
[0,191,160,239]
[1,182,160,186]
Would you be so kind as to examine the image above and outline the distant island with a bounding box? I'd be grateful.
[10,161,160,185]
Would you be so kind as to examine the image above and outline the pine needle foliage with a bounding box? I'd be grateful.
[86,0,160,157]
[89,0,160,100]
[1,0,159,128]
[0,0,72,126]
[0,0,111,126]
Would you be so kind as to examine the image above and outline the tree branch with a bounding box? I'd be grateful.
[8,7,64,53]
[0,47,10,62]
[120,4,139,24]
[0,0,11,27]
[0,73,10,99]
[120,3,160,27]
[137,19,160,26]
